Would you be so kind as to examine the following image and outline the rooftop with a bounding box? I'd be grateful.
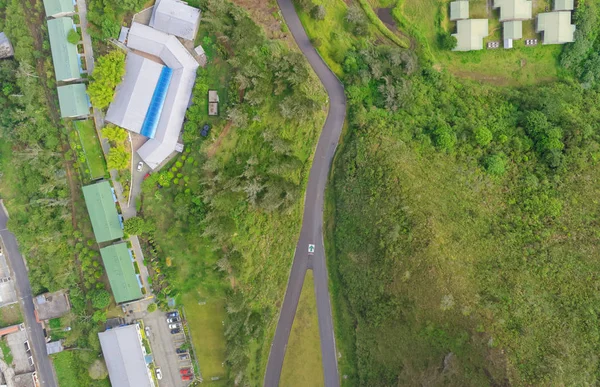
[46,340,64,355]
[47,17,81,81]
[42,0,74,18]
[82,181,123,243]
[554,0,574,10]
[99,243,143,304]
[493,0,533,21]
[98,324,153,387]
[449,1,469,21]
[33,290,70,321]
[150,0,201,41]
[537,11,576,44]
[503,20,523,40]
[0,32,14,59]
[57,84,90,118]
[452,19,489,51]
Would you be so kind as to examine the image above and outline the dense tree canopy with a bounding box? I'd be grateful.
[87,51,125,109]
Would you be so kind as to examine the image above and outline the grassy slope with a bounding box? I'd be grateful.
[280,271,324,387]
[75,120,106,180]
[0,305,22,328]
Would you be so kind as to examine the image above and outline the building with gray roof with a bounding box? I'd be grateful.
[503,20,523,40]
[452,19,489,51]
[537,11,575,44]
[493,0,533,21]
[554,0,574,10]
[119,22,199,169]
[98,324,153,387]
[150,0,201,41]
[449,1,469,21]
[0,32,14,59]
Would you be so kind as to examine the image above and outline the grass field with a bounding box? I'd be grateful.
[182,292,227,380]
[391,0,562,84]
[52,352,82,387]
[280,271,324,387]
[74,120,106,180]
[0,305,22,328]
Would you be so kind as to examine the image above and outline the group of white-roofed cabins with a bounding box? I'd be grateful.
[42,0,92,119]
[105,0,204,171]
[449,0,576,51]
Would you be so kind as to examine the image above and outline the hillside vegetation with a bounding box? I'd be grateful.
[292,0,600,385]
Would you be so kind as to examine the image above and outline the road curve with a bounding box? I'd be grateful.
[264,1,346,386]
[0,202,58,387]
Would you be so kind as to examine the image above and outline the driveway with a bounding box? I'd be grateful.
[264,1,346,387]
[0,202,58,387]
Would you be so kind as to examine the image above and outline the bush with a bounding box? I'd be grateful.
[147,303,157,313]
[310,5,326,20]
[90,289,111,309]
[485,153,507,176]
[67,29,81,45]
[438,33,458,50]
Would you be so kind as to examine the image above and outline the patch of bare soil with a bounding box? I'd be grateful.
[231,0,294,45]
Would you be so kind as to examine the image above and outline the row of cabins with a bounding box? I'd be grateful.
[43,0,91,118]
[449,0,576,51]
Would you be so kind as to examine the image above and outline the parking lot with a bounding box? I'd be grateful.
[142,310,194,387]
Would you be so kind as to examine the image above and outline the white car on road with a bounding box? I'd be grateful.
[155,368,162,380]
[137,161,144,172]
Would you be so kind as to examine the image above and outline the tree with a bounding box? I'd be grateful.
[439,33,458,50]
[106,145,129,170]
[310,5,326,20]
[67,29,81,45]
[88,51,126,109]
[147,303,157,313]
[92,310,107,323]
[485,153,507,176]
[124,216,145,235]
[474,127,493,147]
[91,289,111,309]
[102,124,128,144]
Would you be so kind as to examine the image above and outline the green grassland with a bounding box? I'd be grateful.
[52,352,110,387]
[280,271,324,387]
[74,120,106,180]
[0,305,23,328]
[182,292,227,379]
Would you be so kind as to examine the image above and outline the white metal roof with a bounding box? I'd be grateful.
[127,22,199,169]
[150,0,201,41]
[449,1,469,21]
[105,53,164,135]
[493,0,533,21]
[98,325,153,387]
[537,11,576,44]
[452,19,489,51]
[554,0,574,10]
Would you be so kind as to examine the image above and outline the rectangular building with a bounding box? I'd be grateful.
[82,181,123,243]
[449,1,469,21]
[150,0,201,41]
[47,17,81,82]
[43,0,75,18]
[57,84,90,118]
[493,0,533,21]
[99,243,143,304]
[452,19,489,51]
[537,11,576,44]
[98,324,153,387]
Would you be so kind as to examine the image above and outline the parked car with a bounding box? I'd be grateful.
[144,326,151,337]
[176,347,188,354]
[170,328,181,334]
[137,161,144,172]
[167,317,180,323]
[168,323,179,329]
[179,354,190,360]
[181,374,192,381]
[155,368,162,380]
[167,311,179,318]
[179,368,191,375]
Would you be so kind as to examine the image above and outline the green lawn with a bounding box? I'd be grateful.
[51,352,81,387]
[0,305,22,328]
[182,292,227,379]
[280,271,324,387]
[0,339,12,365]
[74,120,106,179]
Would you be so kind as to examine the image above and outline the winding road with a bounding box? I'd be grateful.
[264,1,346,386]
[0,202,58,387]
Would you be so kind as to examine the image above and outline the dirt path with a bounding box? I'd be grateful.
[206,121,233,158]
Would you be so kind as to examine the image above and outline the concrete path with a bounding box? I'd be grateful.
[264,1,346,386]
[0,202,58,387]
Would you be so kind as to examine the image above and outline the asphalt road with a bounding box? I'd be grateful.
[264,1,346,386]
[0,202,58,387]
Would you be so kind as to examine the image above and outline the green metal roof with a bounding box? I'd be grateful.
[47,17,80,82]
[503,20,523,40]
[100,243,143,304]
[82,181,123,243]
[57,84,89,118]
[43,0,74,18]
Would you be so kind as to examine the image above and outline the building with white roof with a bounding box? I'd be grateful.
[98,324,153,387]
[493,0,533,21]
[109,22,199,169]
[150,0,201,41]
[503,20,523,40]
[452,19,489,51]
[554,0,574,10]
[449,1,469,21]
[537,11,575,44]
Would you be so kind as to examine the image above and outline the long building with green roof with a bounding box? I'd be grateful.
[82,181,123,243]
[43,0,75,18]
[57,84,90,118]
[100,243,143,304]
[47,17,81,82]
